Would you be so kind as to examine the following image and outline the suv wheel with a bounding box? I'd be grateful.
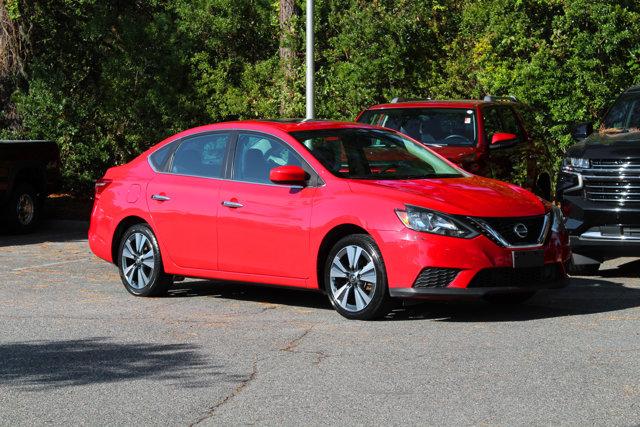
[117,224,173,296]
[324,234,392,320]
[6,183,41,233]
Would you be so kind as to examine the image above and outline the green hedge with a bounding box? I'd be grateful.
[2,0,639,193]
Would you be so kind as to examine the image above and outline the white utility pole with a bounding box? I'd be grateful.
[305,0,315,119]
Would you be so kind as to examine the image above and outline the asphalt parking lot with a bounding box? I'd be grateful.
[1,221,639,426]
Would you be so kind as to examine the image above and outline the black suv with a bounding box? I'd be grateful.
[557,86,640,273]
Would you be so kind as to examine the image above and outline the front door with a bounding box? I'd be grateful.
[217,132,315,279]
[147,132,231,270]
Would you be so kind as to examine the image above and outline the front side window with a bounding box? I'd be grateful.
[482,106,524,144]
[232,133,303,184]
[359,108,477,147]
[603,93,640,132]
[170,133,230,178]
[291,128,464,180]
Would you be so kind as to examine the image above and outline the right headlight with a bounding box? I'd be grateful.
[561,157,590,172]
[395,205,479,238]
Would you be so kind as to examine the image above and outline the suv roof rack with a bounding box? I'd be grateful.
[390,97,431,103]
[483,95,518,103]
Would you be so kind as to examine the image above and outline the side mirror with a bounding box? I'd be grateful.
[572,122,593,141]
[269,165,309,186]
[490,132,518,148]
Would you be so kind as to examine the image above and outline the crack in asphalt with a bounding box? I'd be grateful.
[189,358,259,426]
[280,326,313,352]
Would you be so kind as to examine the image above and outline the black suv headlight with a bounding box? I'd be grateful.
[561,157,590,172]
[395,205,479,238]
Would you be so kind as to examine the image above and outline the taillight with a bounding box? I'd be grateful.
[94,178,112,198]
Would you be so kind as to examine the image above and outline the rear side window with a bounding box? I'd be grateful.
[170,133,230,178]
[149,144,172,171]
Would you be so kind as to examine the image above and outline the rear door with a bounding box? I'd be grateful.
[217,132,316,279]
[146,132,232,270]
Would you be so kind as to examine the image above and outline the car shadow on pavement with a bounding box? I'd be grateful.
[0,220,88,247]
[0,337,241,390]
[596,258,640,279]
[168,280,333,311]
[387,277,640,322]
[167,276,640,322]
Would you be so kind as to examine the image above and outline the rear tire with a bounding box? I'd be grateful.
[324,234,392,320]
[484,291,536,305]
[117,224,172,297]
[6,183,41,233]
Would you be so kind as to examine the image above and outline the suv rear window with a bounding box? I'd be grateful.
[358,108,477,147]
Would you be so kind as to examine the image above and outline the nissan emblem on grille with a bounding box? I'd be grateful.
[513,223,528,238]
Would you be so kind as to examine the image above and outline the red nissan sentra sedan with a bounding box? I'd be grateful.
[89,120,570,320]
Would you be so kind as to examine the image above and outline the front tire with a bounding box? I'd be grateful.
[324,234,392,320]
[117,224,172,297]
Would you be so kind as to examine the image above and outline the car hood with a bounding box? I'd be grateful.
[348,175,546,218]
[427,145,478,165]
[567,132,640,158]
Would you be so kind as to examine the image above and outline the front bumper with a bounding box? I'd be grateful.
[559,192,640,260]
[389,276,568,300]
[373,227,570,299]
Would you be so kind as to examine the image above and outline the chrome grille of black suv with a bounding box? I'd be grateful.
[413,268,460,288]
[476,215,546,246]
[584,159,640,203]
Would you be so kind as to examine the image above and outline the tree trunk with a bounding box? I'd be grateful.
[279,0,297,116]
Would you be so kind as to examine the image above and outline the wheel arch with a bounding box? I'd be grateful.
[315,223,370,292]
[111,215,149,264]
[12,166,46,197]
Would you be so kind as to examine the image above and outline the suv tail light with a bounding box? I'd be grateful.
[94,178,112,198]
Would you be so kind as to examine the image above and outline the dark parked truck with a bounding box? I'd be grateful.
[357,96,554,200]
[557,85,640,273]
[0,140,61,233]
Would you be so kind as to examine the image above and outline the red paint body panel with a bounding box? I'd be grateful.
[89,120,570,298]
[217,180,315,279]
[146,173,222,270]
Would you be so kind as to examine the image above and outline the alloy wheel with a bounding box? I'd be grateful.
[121,232,155,290]
[329,244,377,312]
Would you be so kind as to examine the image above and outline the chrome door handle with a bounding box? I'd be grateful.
[222,200,243,208]
[151,194,171,201]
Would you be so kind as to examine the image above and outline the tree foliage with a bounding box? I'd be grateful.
[1,0,639,192]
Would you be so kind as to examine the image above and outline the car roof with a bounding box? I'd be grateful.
[201,119,383,133]
[364,99,521,110]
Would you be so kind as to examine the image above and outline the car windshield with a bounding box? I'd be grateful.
[358,108,477,146]
[602,92,640,134]
[291,128,464,180]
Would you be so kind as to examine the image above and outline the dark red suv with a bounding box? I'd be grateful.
[357,96,553,200]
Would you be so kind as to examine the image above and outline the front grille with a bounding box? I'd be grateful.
[468,265,561,288]
[477,215,546,246]
[413,268,460,288]
[583,158,640,203]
